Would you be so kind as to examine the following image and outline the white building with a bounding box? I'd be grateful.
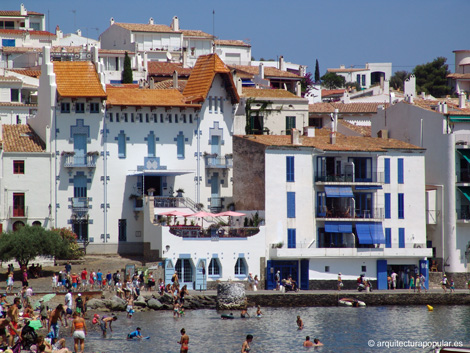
[327,62,392,90]
[214,40,251,66]
[448,50,470,96]
[233,130,431,290]
[372,99,470,275]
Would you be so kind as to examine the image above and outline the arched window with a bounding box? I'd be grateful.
[32,221,41,227]
[208,258,221,276]
[234,257,247,276]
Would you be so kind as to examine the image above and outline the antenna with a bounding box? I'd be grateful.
[212,10,215,53]
[71,10,77,31]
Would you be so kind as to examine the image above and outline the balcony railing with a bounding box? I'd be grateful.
[316,171,384,183]
[317,206,384,219]
[9,206,28,218]
[204,154,233,169]
[169,225,259,238]
[62,152,98,168]
[70,197,91,212]
[209,197,223,213]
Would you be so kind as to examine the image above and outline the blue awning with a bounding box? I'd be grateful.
[355,186,383,190]
[325,222,352,233]
[356,223,373,244]
[371,223,385,244]
[325,186,353,198]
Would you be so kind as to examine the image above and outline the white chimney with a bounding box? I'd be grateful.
[443,102,448,114]
[20,3,26,16]
[171,16,179,31]
[143,51,148,72]
[55,25,63,39]
[421,92,426,99]
[259,63,264,79]
[173,70,178,89]
[330,108,338,145]
[149,17,154,25]
[110,17,115,26]
[459,91,467,109]
[303,126,315,137]
[437,102,442,113]
[279,55,285,71]
[76,29,81,37]
[291,128,301,145]
[342,92,350,104]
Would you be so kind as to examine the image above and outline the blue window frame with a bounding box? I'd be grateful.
[355,193,372,218]
[118,132,126,158]
[177,134,185,159]
[2,39,15,47]
[385,228,392,248]
[73,174,87,198]
[61,102,70,113]
[399,228,405,248]
[287,229,296,248]
[147,132,155,157]
[384,158,390,184]
[398,193,404,219]
[208,258,220,276]
[317,192,326,217]
[73,134,87,165]
[348,157,372,182]
[398,158,404,184]
[286,156,294,182]
[287,192,296,218]
[385,193,391,219]
[234,258,247,275]
[362,74,366,86]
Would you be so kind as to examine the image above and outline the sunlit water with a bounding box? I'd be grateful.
[60,306,470,352]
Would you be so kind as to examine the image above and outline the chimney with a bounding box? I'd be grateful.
[20,3,26,16]
[291,128,301,145]
[421,92,425,99]
[330,108,338,145]
[143,51,148,72]
[443,102,448,114]
[259,63,264,79]
[55,25,63,39]
[279,55,285,71]
[76,29,81,37]
[149,77,155,89]
[149,17,154,25]
[110,17,115,26]
[377,129,388,139]
[303,126,315,137]
[173,70,178,89]
[459,91,467,109]
[171,16,179,31]
[340,65,345,69]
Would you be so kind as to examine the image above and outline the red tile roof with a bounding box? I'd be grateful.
[230,65,301,79]
[0,76,22,83]
[147,62,192,77]
[98,49,135,55]
[0,29,54,36]
[447,73,470,79]
[153,79,187,92]
[235,134,423,152]
[339,121,371,137]
[180,30,212,38]
[242,88,303,99]
[215,40,251,47]
[106,87,200,108]
[53,62,106,98]
[114,23,176,33]
[2,124,45,152]
[321,89,345,98]
[309,102,388,113]
[8,69,41,78]
[0,11,43,16]
[183,53,239,104]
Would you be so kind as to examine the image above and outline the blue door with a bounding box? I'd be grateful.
[265,260,298,290]
[164,259,174,286]
[74,134,87,165]
[74,175,87,197]
[300,259,309,290]
[287,229,296,248]
[195,259,206,291]
[377,259,388,290]
[210,173,220,211]
[419,259,429,290]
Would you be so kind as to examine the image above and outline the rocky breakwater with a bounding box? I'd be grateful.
[216,283,247,310]
[86,292,217,312]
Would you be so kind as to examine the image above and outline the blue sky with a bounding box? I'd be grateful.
[4,0,470,74]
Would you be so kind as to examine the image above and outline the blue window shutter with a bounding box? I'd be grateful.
[398,193,404,219]
[399,228,405,248]
[385,228,392,248]
[287,192,296,218]
[398,158,404,184]
[385,193,391,219]
[286,156,294,182]
[384,158,390,184]
[287,229,296,248]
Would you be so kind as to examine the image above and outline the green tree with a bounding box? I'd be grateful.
[121,51,133,84]
[314,59,320,83]
[321,72,346,89]
[390,71,411,91]
[412,57,451,98]
[0,225,74,267]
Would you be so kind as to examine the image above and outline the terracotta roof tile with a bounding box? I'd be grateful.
[2,46,84,54]
[0,29,54,36]
[0,102,37,107]
[235,134,423,152]
[106,83,140,89]
[9,69,41,78]
[309,102,388,113]
[327,68,369,73]
[106,87,199,108]
[147,62,192,77]
[411,98,470,115]
[183,53,239,104]
[241,88,303,99]
[339,121,371,137]
[98,49,135,55]
[321,89,345,98]
[215,39,251,47]
[0,11,43,16]
[447,73,470,79]
[180,30,212,38]
[115,23,176,33]
[53,62,106,98]
[0,76,22,83]
[230,65,301,79]
[2,124,45,152]
[152,79,187,92]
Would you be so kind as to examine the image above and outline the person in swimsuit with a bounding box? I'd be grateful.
[313,338,324,346]
[256,306,262,317]
[71,312,86,353]
[48,304,65,345]
[240,309,250,318]
[303,336,314,347]
[242,334,253,353]
[178,328,189,353]
[296,316,304,330]
[7,297,20,347]
[127,327,143,340]
[100,314,117,337]
[0,318,17,346]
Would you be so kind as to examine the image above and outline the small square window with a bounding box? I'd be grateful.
[325,266,330,273]
[13,160,24,174]
[90,102,100,113]
[75,102,85,113]
[361,266,367,272]
[168,114,172,123]
[61,102,70,113]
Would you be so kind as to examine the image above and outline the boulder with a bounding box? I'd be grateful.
[147,298,163,310]
[158,292,174,304]
[134,295,147,307]
[107,296,127,311]
[86,298,107,310]
[216,283,247,310]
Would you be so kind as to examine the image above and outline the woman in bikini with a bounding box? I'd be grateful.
[242,334,253,353]
[71,312,86,353]
[178,328,189,353]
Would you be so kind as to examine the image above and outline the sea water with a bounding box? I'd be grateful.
[64,305,470,352]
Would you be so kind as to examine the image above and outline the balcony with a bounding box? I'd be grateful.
[457,208,470,222]
[62,152,98,168]
[169,225,259,238]
[317,206,384,220]
[204,154,233,169]
[457,171,470,184]
[209,197,223,213]
[315,171,384,184]
[9,206,28,218]
[70,197,91,212]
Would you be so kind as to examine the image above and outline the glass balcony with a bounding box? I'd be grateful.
[316,171,384,183]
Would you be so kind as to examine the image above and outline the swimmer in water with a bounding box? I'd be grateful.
[100,314,117,337]
[127,327,143,340]
[303,336,314,347]
[241,334,253,353]
[256,306,262,317]
[313,338,324,346]
[240,309,250,318]
[178,328,189,353]
[296,315,304,330]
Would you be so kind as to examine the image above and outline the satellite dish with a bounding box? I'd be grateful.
[215,49,222,56]
[166,52,172,61]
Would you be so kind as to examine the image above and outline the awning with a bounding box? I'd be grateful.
[458,186,470,203]
[356,222,385,244]
[355,185,383,190]
[324,186,353,198]
[127,170,194,176]
[450,116,470,123]
[325,221,352,233]
[457,149,470,164]
[356,223,373,244]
